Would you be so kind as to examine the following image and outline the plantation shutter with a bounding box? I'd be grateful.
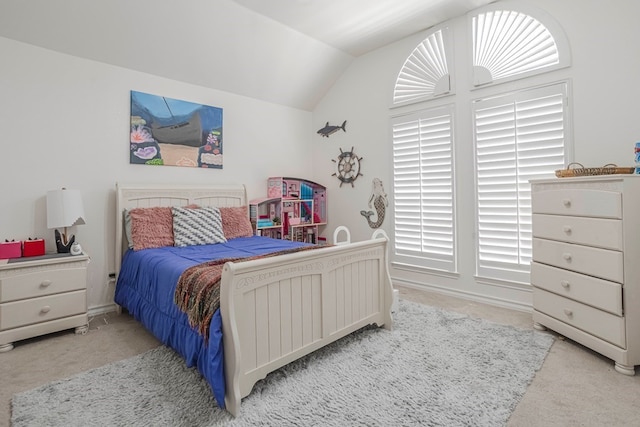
[470,8,569,86]
[473,83,568,283]
[393,28,452,106]
[392,105,455,272]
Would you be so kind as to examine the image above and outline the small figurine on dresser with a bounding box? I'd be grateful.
[70,241,82,256]
[55,229,75,253]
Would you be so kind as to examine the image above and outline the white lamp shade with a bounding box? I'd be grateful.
[46,189,86,229]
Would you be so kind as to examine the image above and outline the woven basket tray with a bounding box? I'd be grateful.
[555,163,635,178]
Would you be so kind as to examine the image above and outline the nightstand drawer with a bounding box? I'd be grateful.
[532,214,623,250]
[533,288,625,348]
[531,188,622,218]
[0,290,86,330]
[531,262,622,315]
[0,267,86,303]
[533,238,623,283]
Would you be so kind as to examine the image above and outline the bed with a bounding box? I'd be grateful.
[114,182,394,416]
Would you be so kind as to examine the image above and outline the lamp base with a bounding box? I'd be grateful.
[54,229,75,253]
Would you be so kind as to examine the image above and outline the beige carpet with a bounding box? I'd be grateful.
[2,286,640,426]
[1,311,160,427]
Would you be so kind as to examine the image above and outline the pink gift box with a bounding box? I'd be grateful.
[0,241,22,259]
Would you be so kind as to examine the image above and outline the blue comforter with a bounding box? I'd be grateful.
[114,236,309,408]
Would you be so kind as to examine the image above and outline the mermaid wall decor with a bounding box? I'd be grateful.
[360,178,388,229]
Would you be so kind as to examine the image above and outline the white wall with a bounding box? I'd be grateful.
[312,0,640,309]
[0,0,353,111]
[0,37,313,312]
[3,0,639,314]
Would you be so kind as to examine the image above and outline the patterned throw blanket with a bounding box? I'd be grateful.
[174,245,325,341]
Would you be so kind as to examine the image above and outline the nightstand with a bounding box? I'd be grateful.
[0,253,90,352]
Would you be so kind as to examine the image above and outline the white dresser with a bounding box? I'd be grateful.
[531,175,640,375]
[0,253,89,352]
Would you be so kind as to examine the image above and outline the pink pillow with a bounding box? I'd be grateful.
[129,207,174,250]
[219,206,254,239]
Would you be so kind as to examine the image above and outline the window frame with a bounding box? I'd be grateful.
[390,104,457,273]
[472,81,573,284]
[392,25,455,108]
[389,1,573,286]
[468,0,571,89]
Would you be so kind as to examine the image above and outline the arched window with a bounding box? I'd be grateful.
[471,4,570,86]
[390,2,571,282]
[393,27,453,106]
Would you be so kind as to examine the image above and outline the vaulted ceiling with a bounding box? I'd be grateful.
[0,0,493,110]
[233,0,493,57]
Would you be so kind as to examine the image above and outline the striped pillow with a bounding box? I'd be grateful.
[172,207,227,247]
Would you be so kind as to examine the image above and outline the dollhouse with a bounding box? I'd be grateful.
[250,177,327,243]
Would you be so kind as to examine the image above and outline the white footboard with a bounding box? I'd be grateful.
[220,238,393,416]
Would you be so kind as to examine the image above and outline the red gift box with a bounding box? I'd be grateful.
[0,241,22,259]
[23,239,45,257]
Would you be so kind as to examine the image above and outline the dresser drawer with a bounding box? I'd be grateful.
[533,238,623,283]
[532,214,623,251]
[533,288,625,348]
[0,290,86,330]
[531,188,622,219]
[531,262,622,315]
[0,267,86,303]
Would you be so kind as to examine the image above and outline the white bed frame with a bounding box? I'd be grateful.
[114,182,394,416]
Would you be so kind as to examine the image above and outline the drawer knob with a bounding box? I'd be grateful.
[563,226,572,234]
[562,199,572,207]
[561,280,570,289]
[563,309,573,317]
[40,306,51,314]
[562,253,572,261]
[40,280,52,288]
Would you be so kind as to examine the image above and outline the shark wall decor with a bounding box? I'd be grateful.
[317,120,346,137]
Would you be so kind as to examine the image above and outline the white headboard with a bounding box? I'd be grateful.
[114,182,247,276]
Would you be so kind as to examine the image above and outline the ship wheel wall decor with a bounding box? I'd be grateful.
[332,147,363,187]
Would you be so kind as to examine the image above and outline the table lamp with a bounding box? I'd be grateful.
[46,188,86,253]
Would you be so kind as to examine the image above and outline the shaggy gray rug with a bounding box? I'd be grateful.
[12,300,553,427]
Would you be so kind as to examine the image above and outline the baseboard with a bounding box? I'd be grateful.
[391,288,399,313]
[393,278,533,313]
[88,303,119,317]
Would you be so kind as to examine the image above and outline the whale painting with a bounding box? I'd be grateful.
[130,91,223,169]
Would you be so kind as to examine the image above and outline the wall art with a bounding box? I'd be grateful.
[361,178,388,228]
[331,147,362,187]
[317,120,346,138]
[130,91,223,169]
